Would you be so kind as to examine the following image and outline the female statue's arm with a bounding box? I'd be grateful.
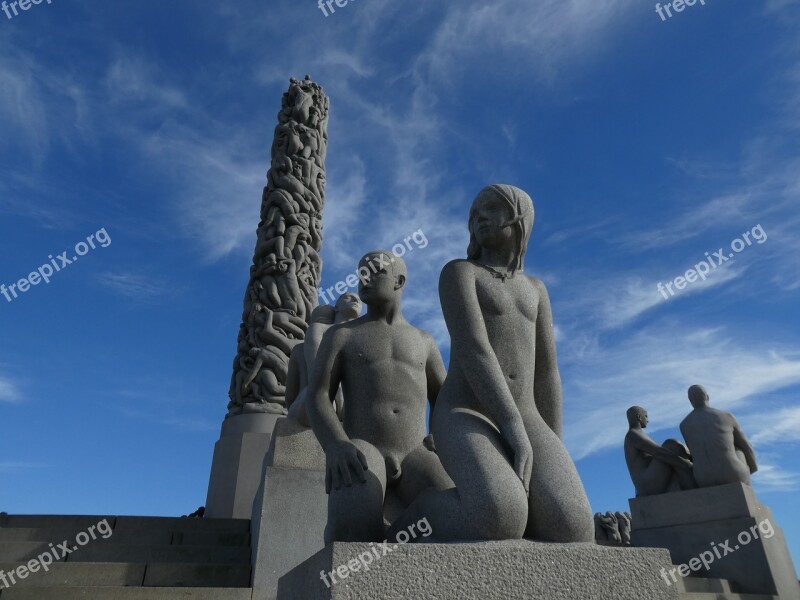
[531,277,563,438]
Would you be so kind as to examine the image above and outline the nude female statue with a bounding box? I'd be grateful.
[388,184,593,543]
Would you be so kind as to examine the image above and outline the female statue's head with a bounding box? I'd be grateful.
[467,184,535,272]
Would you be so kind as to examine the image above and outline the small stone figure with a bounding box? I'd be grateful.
[594,512,622,544]
[593,511,632,545]
[680,385,758,487]
[616,511,632,545]
[388,184,593,543]
[286,293,362,426]
[306,251,453,543]
[625,406,696,496]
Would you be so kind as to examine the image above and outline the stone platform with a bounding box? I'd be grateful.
[251,418,329,600]
[205,412,282,519]
[279,540,680,599]
[631,484,800,599]
[0,514,252,598]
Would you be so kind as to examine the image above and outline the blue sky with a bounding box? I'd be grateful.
[1,0,799,568]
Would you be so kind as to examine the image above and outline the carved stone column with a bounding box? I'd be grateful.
[206,76,329,520]
[228,75,329,416]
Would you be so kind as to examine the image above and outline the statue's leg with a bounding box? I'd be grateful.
[394,444,454,509]
[638,459,675,495]
[524,422,594,542]
[663,438,697,490]
[286,388,310,427]
[387,407,528,543]
[324,439,386,544]
[734,449,752,484]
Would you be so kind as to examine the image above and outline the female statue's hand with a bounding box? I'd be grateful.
[505,424,533,494]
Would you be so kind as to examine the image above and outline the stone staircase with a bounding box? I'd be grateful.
[677,575,780,599]
[0,514,253,599]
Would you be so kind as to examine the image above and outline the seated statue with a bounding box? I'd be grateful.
[387,184,593,543]
[680,384,758,487]
[285,293,362,426]
[625,406,696,496]
[306,251,453,543]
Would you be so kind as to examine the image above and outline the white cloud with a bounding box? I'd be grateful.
[0,376,21,403]
[105,56,187,109]
[97,272,169,301]
[594,265,746,329]
[752,463,800,493]
[562,325,800,459]
[746,406,800,446]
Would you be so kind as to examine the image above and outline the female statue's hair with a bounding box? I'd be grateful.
[467,184,535,273]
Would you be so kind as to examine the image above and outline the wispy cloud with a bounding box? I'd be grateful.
[563,325,800,460]
[0,376,21,403]
[752,463,800,492]
[594,265,746,329]
[747,405,800,446]
[97,272,168,301]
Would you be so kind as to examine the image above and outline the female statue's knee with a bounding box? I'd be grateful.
[475,491,528,540]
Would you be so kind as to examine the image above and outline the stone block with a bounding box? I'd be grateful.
[251,467,328,600]
[265,417,326,471]
[205,412,282,519]
[279,540,680,600]
[251,418,329,600]
[630,483,765,530]
[631,485,799,599]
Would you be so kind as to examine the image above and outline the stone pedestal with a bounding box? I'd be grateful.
[279,540,680,599]
[205,412,282,519]
[630,483,800,599]
[251,418,329,600]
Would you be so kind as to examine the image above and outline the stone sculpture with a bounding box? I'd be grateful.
[388,184,593,543]
[286,293,362,427]
[594,511,632,545]
[227,76,330,416]
[680,384,758,487]
[624,406,696,496]
[306,251,453,543]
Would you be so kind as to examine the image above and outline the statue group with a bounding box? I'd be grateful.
[625,385,758,497]
[299,183,595,544]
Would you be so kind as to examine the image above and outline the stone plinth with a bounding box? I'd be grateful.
[251,418,329,600]
[205,412,282,519]
[278,540,679,600]
[631,483,800,599]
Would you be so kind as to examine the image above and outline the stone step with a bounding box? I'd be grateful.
[0,543,249,564]
[0,527,249,547]
[0,562,251,588]
[0,516,249,534]
[0,562,145,588]
[0,586,252,599]
[679,594,779,600]
[676,576,736,593]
